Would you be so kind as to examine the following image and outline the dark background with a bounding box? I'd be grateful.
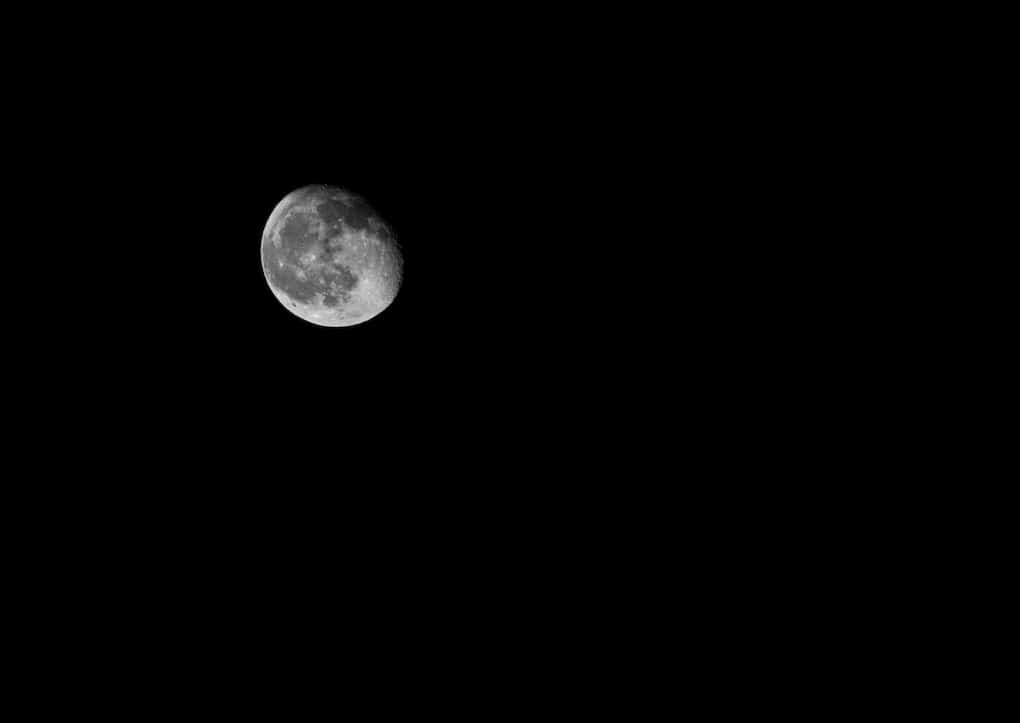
[4,8,955,698]
[11,8,926,527]
[12,8,879,515]
[18,14,675,525]
[8,17,681,669]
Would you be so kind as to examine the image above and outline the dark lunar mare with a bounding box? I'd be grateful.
[318,264,359,306]
[279,212,316,249]
[325,263,359,290]
[316,198,372,231]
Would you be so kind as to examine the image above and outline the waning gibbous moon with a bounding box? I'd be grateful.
[261,185,402,327]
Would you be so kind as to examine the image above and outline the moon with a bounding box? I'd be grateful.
[262,186,402,327]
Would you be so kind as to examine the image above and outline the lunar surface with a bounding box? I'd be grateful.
[262,186,402,326]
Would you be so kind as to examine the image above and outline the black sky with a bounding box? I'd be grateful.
[4,12,886,677]
[15,9,698,537]
[56,37,625,484]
